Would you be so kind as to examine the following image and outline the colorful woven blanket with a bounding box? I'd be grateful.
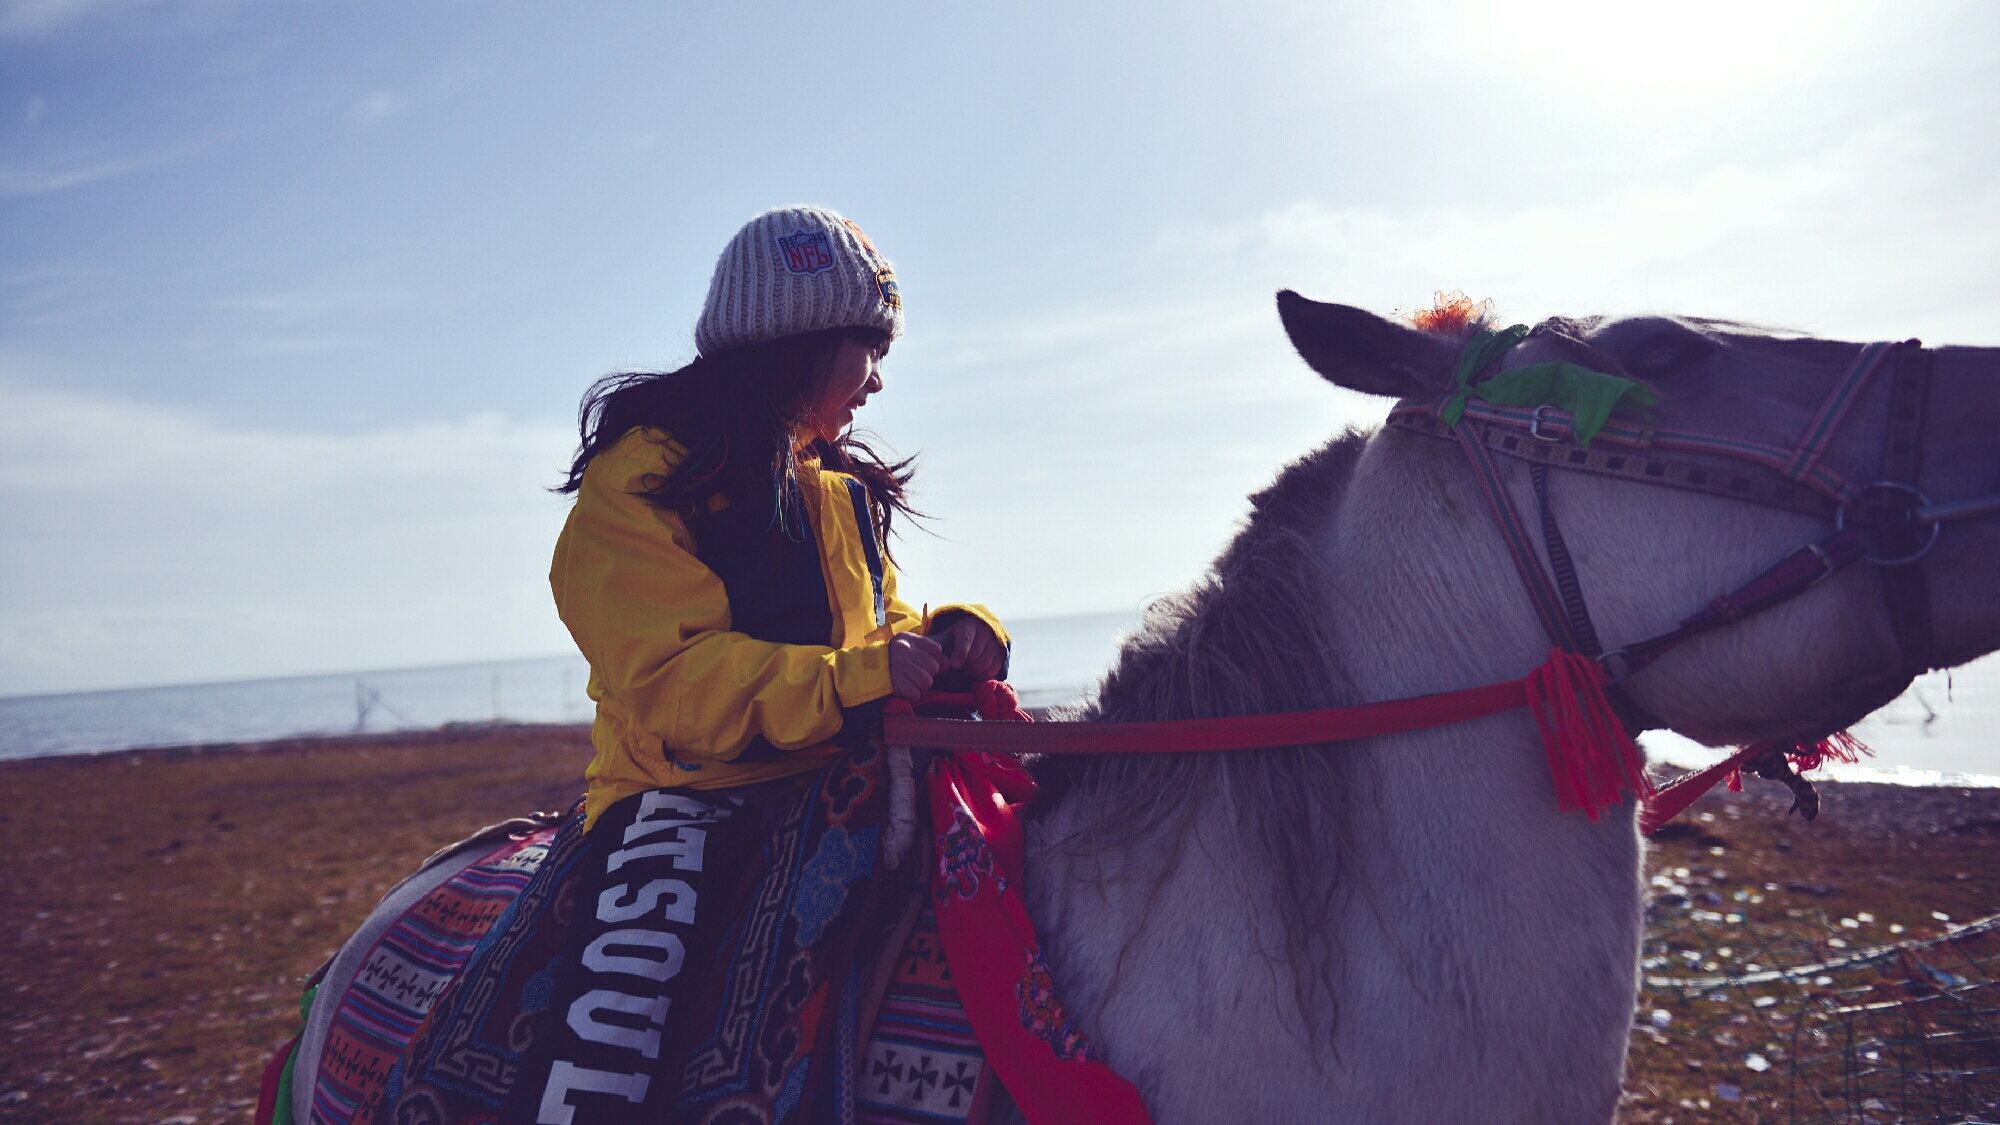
[673,743,917,1123]
[278,821,563,1125]
[367,743,924,1125]
[858,907,993,1125]
[259,739,1152,1125]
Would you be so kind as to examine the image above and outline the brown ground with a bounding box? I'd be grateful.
[0,725,593,1125]
[1620,774,2000,1124]
[0,730,1994,1125]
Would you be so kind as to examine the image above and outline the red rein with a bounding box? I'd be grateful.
[885,649,1654,822]
[885,657,1864,833]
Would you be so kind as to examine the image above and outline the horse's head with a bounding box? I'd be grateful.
[1277,290,2000,749]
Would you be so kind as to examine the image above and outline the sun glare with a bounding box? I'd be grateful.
[1463,0,1869,89]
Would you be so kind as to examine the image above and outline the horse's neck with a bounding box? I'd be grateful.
[1016,435,1642,1124]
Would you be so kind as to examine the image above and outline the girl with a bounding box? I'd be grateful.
[525,205,1005,1124]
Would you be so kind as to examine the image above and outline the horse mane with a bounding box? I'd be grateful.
[1031,429,1370,1038]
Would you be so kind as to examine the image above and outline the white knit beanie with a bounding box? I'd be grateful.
[694,205,904,356]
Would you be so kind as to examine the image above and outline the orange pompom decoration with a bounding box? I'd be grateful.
[1400,290,1494,337]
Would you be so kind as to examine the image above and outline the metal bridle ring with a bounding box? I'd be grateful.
[1836,480,1941,566]
[1595,648,1634,683]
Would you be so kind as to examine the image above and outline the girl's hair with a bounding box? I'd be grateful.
[557,326,919,553]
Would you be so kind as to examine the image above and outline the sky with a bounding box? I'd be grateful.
[2,0,1997,696]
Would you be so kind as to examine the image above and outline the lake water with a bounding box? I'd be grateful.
[3,609,1996,785]
[0,611,1142,761]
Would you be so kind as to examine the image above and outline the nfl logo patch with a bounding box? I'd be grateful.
[875,267,901,310]
[776,229,836,276]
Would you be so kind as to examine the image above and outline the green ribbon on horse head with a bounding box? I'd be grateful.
[1441,324,1656,447]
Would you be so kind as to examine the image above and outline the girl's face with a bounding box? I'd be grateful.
[806,336,886,441]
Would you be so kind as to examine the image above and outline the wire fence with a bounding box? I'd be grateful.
[1628,892,2000,1124]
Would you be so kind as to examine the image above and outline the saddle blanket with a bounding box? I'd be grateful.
[289,822,560,1125]
[858,907,993,1125]
[261,744,998,1125]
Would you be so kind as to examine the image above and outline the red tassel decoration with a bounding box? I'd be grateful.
[1786,730,1871,772]
[1525,649,1655,820]
[972,679,1032,723]
[1724,730,1872,790]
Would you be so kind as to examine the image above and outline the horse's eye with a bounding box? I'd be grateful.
[1620,329,1717,379]
[1626,344,1688,377]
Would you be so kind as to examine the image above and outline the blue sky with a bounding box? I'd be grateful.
[3,0,1997,694]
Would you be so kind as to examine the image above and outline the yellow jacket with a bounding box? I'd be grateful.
[551,427,1005,831]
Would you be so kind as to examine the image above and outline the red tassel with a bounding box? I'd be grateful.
[1525,649,1655,820]
[1787,730,1870,772]
[1724,730,1872,789]
[972,679,1032,723]
[887,682,1033,723]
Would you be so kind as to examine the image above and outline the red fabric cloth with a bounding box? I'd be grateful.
[885,685,1154,1125]
[926,750,1154,1125]
[255,1032,299,1125]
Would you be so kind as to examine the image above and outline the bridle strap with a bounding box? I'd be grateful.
[1425,334,1936,717]
[1602,529,1872,680]
[1388,409,1842,522]
[1784,341,1899,484]
[1879,344,1936,675]
[1453,422,1587,653]
[1534,464,1603,657]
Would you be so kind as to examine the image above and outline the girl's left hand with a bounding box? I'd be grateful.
[944,618,1005,681]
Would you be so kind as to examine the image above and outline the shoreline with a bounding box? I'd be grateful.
[0,719,594,770]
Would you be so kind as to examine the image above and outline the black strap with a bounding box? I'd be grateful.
[1532,464,1603,658]
[1879,344,1935,675]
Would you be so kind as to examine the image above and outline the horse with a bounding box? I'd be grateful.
[282,296,2000,1125]
[1004,295,2000,1123]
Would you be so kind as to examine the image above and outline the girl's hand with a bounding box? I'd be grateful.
[943,618,1005,680]
[889,632,947,701]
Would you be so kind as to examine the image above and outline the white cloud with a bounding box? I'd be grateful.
[0,380,580,694]
[1154,121,2000,344]
[355,90,402,122]
[235,333,377,355]
[0,0,140,35]
[0,0,255,36]
[212,287,399,321]
[876,118,2000,628]
[0,150,166,197]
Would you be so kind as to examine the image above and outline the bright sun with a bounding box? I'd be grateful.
[1463,0,1872,89]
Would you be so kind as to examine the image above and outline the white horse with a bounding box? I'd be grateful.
[1005,295,2000,1123]
[292,296,2000,1125]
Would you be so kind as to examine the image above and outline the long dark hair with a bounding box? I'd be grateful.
[557,326,919,553]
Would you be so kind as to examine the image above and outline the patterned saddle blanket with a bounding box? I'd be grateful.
[262,746,999,1125]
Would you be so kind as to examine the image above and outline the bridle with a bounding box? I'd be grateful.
[881,321,2000,833]
[1385,325,2000,739]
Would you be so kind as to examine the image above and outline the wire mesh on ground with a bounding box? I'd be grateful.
[1627,878,1999,1125]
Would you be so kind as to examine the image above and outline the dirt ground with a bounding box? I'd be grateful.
[0,725,593,1125]
[0,728,1993,1125]
[1619,774,2000,1124]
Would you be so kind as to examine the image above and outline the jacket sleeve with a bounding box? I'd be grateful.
[551,445,895,761]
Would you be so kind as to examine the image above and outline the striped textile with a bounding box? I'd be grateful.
[859,908,993,1125]
[306,829,555,1125]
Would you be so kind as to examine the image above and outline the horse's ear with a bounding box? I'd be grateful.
[1276,290,1460,400]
